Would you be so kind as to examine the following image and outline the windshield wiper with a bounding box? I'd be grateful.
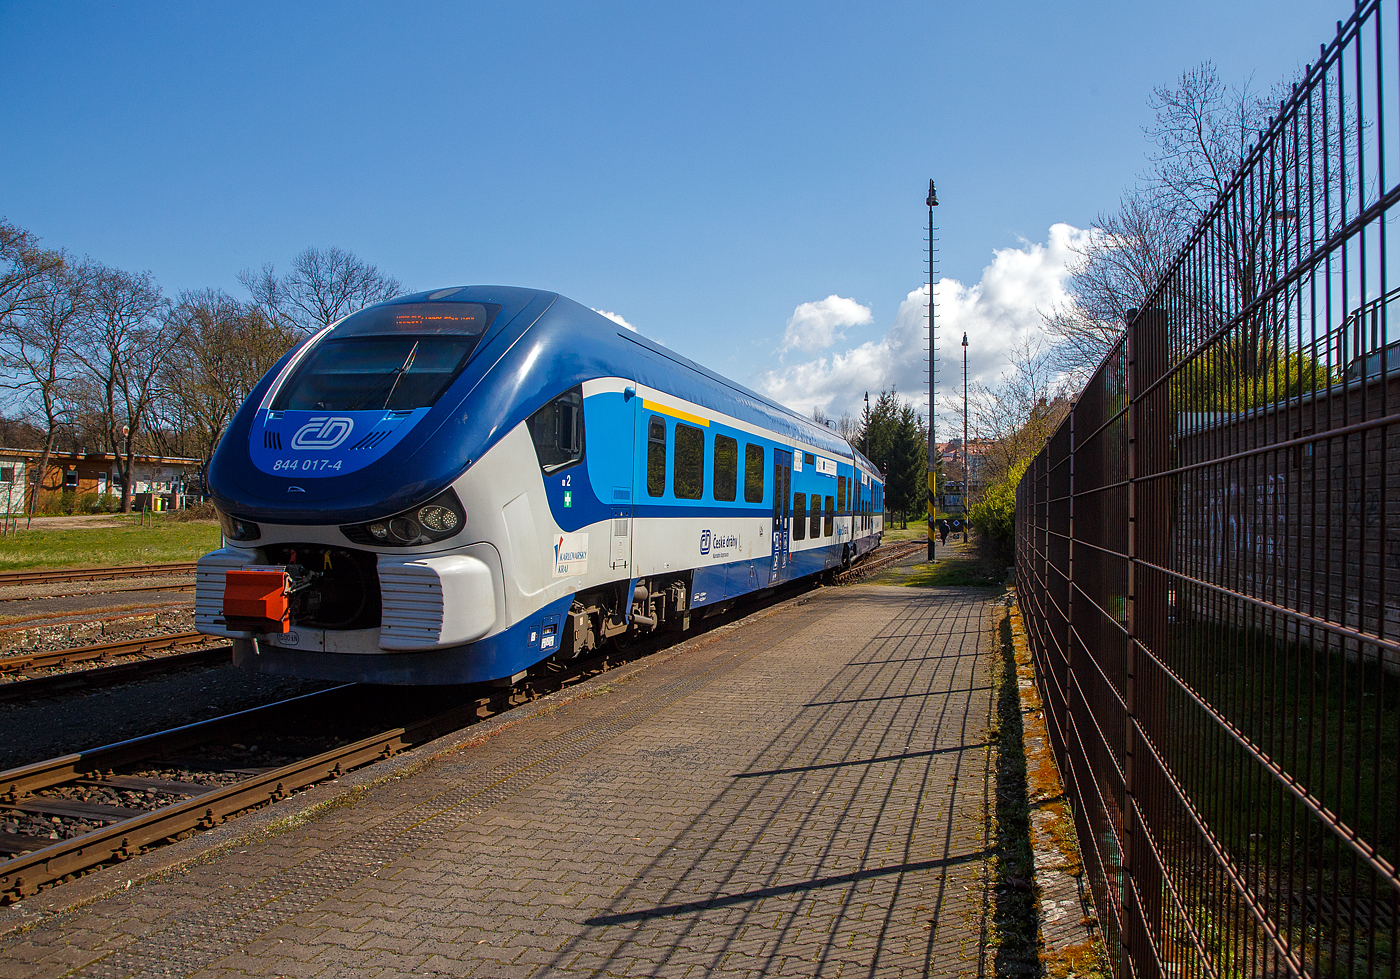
[342,342,420,411]
[381,341,419,410]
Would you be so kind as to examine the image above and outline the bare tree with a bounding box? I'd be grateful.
[156,289,298,466]
[240,246,404,334]
[0,219,64,326]
[70,266,183,512]
[956,336,1072,496]
[0,256,94,517]
[1045,190,1186,379]
[1046,62,1317,385]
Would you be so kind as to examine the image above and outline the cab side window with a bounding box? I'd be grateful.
[527,385,585,472]
[744,444,765,503]
[647,416,666,497]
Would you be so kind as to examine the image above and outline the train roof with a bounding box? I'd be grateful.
[211,286,880,523]
[393,286,877,469]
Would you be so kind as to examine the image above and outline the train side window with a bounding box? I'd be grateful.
[647,416,667,497]
[824,495,834,536]
[837,475,846,513]
[809,493,821,538]
[792,492,806,541]
[744,444,764,503]
[714,434,738,502]
[803,452,814,466]
[674,424,704,500]
[527,385,586,473]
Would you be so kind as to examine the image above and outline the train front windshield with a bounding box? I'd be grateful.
[272,301,499,412]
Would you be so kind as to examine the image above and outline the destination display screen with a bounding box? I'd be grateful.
[333,301,500,337]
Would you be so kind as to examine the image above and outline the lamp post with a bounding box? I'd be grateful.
[962,333,969,538]
[926,179,939,562]
[863,391,870,459]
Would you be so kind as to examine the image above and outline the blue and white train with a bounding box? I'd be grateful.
[195,286,884,684]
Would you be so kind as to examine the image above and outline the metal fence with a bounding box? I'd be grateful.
[1016,3,1400,975]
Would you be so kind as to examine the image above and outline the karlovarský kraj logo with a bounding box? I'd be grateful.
[553,532,589,577]
[291,416,355,450]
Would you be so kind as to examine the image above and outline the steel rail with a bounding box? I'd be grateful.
[0,682,484,900]
[0,685,357,803]
[0,646,231,703]
[1,582,196,601]
[0,563,197,587]
[0,632,208,675]
[834,540,926,583]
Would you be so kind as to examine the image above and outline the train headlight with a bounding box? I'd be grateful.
[417,504,458,533]
[216,508,261,542]
[341,488,465,547]
[389,516,421,541]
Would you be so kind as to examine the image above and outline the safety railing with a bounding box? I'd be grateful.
[1016,3,1400,975]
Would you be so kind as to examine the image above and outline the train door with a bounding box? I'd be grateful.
[610,388,636,572]
[770,449,791,582]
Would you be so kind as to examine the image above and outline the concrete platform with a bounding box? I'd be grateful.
[0,582,1000,978]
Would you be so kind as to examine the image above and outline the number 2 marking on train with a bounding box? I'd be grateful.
[561,475,571,487]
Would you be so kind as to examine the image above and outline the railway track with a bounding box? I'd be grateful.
[0,645,232,703]
[2,582,195,602]
[0,633,227,703]
[0,631,209,676]
[0,540,925,900]
[0,562,197,588]
[834,539,926,583]
[0,634,665,902]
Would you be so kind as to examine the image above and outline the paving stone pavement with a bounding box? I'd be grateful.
[0,583,998,978]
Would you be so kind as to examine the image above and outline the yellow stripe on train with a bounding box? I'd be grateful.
[641,399,710,427]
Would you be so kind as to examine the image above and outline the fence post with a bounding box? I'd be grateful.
[1065,398,1075,764]
[1126,305,1171,972]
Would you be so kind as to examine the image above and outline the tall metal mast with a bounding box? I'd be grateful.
[962,331,969,520]
[926,179,939,562]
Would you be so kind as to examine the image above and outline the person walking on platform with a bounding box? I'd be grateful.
[938,518,949,545]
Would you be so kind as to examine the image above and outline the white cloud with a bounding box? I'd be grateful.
[780,295,873,353]
[757,223,1091,424]
[592,308,637,332]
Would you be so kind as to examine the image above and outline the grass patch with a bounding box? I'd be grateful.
[894,555,1002,587]
[880,524,932,542]
[0,516,220,570]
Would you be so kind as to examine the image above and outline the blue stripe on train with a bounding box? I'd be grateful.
[233,593,577,685]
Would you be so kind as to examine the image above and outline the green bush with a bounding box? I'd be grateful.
[75,492,120,514]
[968,458,1029,567]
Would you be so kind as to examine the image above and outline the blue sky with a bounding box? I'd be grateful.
[0,1,1355,426]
